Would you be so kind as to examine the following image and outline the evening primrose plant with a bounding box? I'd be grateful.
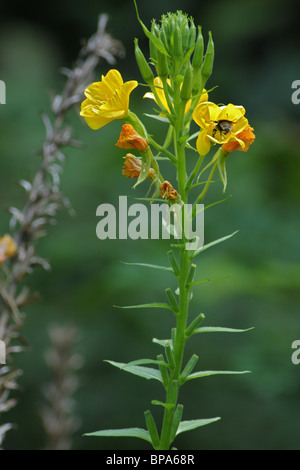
[81,4,255,450]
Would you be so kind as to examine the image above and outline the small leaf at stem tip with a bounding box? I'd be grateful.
[84,427,151,443]
[151,400,175,410]
[152,337,173,349]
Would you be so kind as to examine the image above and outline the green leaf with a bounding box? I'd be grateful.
[152,337,173,349]
[186,370,251,381]
[121,261,173,273]
[121,358,168,367]
[84,427,151,443]
[114,302,174,312]
[105,360,163,382]
[133,149,152,188]
[176,417,220,436]
[151,400,175,410]
[133,0,170,56]
[144,113,170,123]
[192,326,254,335]
[193,230,238,258]
[190,275,232,286]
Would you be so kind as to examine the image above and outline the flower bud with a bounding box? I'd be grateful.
[188,21,197,50]
[156,49,169,78]
[134,38,154,84]
[201,31,214,81]
[192,27,204,70]
[173,23,183,58]
[150,21,158,62]
[182,23,190,52]
[180,63,193,102]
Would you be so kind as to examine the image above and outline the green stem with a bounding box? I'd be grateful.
[157,90,193,450]
[185,154,205,191]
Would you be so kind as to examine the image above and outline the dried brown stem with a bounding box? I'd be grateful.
[0,14,124,449]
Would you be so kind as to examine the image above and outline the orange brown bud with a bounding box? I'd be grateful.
[160,181,178,200]
[222,125,255,153]
[0,235,17,263]
[122,154,155,179]
[116,124,149,151]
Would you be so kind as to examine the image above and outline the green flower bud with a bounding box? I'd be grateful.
[201,31,214,81]
[156,49,169,78]
[182,23,190,52]
[150,21,158,62]
[134,38,154,84]
[188,20,196,50]
[192,26,204,70]
[173,23,183,58]
[180,63,193,102]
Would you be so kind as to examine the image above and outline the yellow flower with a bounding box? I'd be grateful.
[193,102,249,156]
[0,235,17,263]
[144,77,208,115]
[80,70,138,130]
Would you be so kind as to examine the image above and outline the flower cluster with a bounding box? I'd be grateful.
[80,6,256,452]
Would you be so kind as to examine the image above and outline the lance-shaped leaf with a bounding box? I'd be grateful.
[144,113,170,123]
[105,360,163,383]
[145,410,160,449]
[114,302,174,312]
[133,0,170,57]
[192,326,254,335]
[84,427,151,443]
[121,261,173,273]
[133,148,152,188]
[186,370,251,381]
[175,417,220,436]
[193,231,238,258]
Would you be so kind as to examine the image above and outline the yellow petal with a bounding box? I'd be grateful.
[196,129,211,156]
[218,103,245,122]
[193,101,221,129]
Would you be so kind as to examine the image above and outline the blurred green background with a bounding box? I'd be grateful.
[1,0,300,450]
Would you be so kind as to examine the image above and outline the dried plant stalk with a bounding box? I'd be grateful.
[0,14,124,449]
[40,324,83,450]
